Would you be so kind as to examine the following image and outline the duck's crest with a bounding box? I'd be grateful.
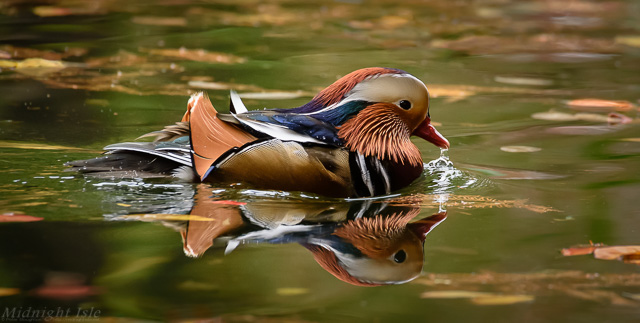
[294,67,406,113]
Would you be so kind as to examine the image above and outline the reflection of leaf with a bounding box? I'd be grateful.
[0,288,20,297]
[118,214,216,222]
[0,213,44,222]
[140,48,246,64]
[500,146,541,153]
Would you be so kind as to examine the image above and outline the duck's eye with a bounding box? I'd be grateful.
[393,250,407,263]
[399,100,412,110]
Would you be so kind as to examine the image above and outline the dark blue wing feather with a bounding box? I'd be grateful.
[232,111,343,145]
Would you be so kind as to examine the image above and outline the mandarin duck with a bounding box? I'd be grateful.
[66,67,449,197]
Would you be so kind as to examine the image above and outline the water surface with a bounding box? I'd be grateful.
[0,1,639,322]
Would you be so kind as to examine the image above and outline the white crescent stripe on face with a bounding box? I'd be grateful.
[305,73,428,116]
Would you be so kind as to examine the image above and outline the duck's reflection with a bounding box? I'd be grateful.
[126,185,446,286]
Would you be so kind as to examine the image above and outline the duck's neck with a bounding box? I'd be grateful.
[338,103,423,167]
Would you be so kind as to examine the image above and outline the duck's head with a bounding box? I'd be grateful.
[301,67,449,166]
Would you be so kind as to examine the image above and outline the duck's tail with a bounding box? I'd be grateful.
[184,92,257,180]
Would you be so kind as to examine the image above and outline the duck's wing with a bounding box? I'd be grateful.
[204,139,354,197]
[64,138,193,179]
[217,91,341,145]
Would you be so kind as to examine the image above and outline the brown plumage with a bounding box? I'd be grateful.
[338,103,422,166]
[207,140,353,197]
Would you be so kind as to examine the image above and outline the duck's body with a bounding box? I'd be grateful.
[66,67,449,197]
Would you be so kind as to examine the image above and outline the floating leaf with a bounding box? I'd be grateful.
[593,246,640,260]
[188,81,263,92]
[238,91,311,100]
[546,126,614,136]
[500,146,542,153]
[0,45,87,60]
[0,141,86,151]
[494,76,553,86]
[388,194,559,213]
[623,293,640,301]
[118,214,215,222]
[31,285,98,300]
[140,47,246,64]
[131,16,188,27]
[33,5,103,17]
[532,110,581,122]
[421,290,534,305]
[606,112,633,125]
[562,244,640,265]
[615,36,640,48]
[532,110,632,124]
[431,34,620,55]
[31,272,98,300]
[565,98,635,111]
[0,288,20,297]
[561,243,603,256]
[464,165,565,181]
[101,257,169,280]
[177,280,218,291]
[0,58,69,76]
[471,294,535,305]
[0,213,43,222]
[276,288,310,296]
